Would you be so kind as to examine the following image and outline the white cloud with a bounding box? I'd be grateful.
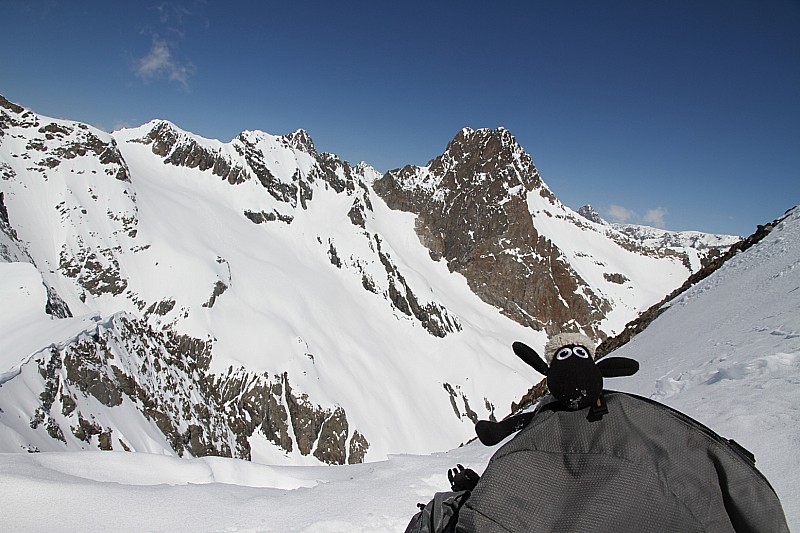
[644,207,668,228]
[607,204,636,224]
[134,36,193,89]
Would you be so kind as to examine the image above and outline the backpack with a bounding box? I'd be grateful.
[404,490,470,533]
[456,391,789,533]
[406,338,789,532]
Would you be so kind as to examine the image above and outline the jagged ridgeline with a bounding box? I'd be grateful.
[374,127,738,336]
[0,95,738,463]
[14,312,368,463]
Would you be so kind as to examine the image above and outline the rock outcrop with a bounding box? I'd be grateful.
[374,127,610,335]
[213,369,369,465]
[16,313,240,457]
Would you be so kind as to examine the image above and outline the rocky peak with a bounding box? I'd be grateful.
[140,120,182,156]
[374,128,608,335]
[0,97,130,184]
[577,204,607,225]
[453,128,543,190]
[282,129,317,156]
[129,120,249,185]
[396,127,547,198]
[0,94,25,115]
[353,162,383,185]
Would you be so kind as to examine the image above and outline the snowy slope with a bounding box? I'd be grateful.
[1,207,795,532]
[613,206,800,527]
[525,190,694,333]
[520,186,742,333]
[0,262,100,387]
[109,122,540,459]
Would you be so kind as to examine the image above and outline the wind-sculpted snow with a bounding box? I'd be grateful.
[0,442,499,532]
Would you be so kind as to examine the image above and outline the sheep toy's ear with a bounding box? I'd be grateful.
[596,357,639,378]
[512,341,550,376]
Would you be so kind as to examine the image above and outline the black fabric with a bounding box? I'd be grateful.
[596,356,639,377]
[457,392,789,533]
[405,490,470,533]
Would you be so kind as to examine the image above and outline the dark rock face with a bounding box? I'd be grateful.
[19,312,369,463]
[375,236,461,338]
[44,285,73,318]
[1,97,131,183]
[213,369,369,465]
[63,333,124,408]
[577,205,606,225]
[348,431,370,464]
[145,298,176,317]
[243,209,294,224]
[135,121,248,185]
[202,281,229,308]
[374,128,609,336]
[25,314,241,458]
[0,94,25,114]
[0,191,8,224]
[604,272,629,284]
[283,129,317,156]
[443,383,479,423]
[59,241,128,297]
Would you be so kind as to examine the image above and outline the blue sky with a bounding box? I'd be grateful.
[2,1,798,236]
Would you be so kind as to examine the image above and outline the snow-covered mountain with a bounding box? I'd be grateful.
[374,128,735,337]
[577,204,740,271]
[0,95,738,465]
[1,207,796,532]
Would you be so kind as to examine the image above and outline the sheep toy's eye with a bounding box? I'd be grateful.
[574,346,590,359]
[556,347,573,360]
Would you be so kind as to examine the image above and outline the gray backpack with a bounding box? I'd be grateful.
[404,490,470,533]
[457,391,789,532]
[407,339,789,532]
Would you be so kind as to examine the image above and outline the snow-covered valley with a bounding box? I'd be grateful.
[1,94,795,531]
[2,206,797,531]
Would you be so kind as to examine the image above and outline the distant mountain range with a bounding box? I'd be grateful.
[0,94,739,464]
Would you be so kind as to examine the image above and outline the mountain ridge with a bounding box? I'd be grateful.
[0,94,739,464]
[374,126,736,338]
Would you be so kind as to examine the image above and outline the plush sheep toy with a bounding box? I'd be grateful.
[474,334,641,445]
[513,333,639,418]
